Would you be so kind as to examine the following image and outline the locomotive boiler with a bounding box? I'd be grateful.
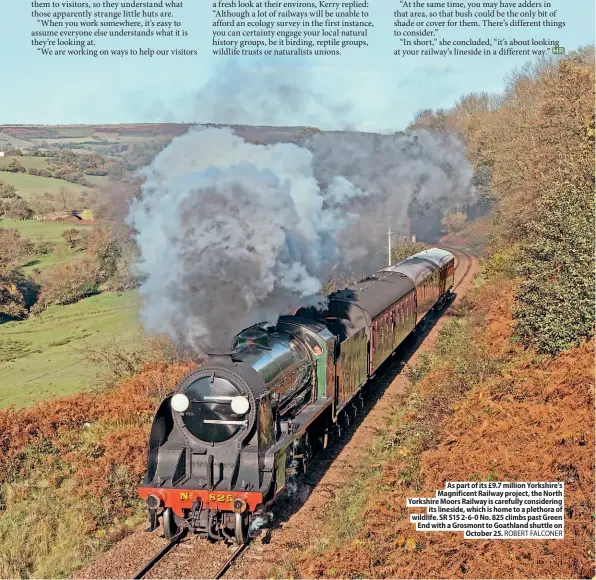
[139,248,455,543]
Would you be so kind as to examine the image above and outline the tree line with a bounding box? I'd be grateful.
[408,47,595,354]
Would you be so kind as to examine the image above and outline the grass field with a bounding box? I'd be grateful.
[1,218,93,273]
[22,248,87,274]
[0,291,141,409]
[85,174,110,185]
[0,156,51,171]
[1,218,91,243]
[0,171,93,199]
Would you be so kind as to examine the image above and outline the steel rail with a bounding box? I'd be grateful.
[131,530,185,580]
[213,542,250,579]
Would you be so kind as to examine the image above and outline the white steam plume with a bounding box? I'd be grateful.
[128,126,473,354]
[308,130,474,270]
[128,127,350,352]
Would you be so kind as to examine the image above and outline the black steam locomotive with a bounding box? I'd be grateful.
[139,248,455,544]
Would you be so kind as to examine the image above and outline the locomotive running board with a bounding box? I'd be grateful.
[265,398,332,459]
[292,398,332,433]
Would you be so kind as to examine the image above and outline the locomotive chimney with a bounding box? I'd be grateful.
[205,345,236,363]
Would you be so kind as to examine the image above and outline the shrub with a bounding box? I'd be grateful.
[0,229,24,274]
[513,179,595,354]
[0,279,27,320]
[61,228,88,250]
[4,159,25,173]
[103,242,139,291]
[34,240,54,255]
[391,241,429,263]
[86,228,121,282]
[19,237,54,257]
[0,181,18,199]
[0,271,40,321]
[82,333,191,386]
[27,198,56,216]
[27,168,52,178]
[33,258,100,312]
[2,199,33,220]
[482,244,521,280]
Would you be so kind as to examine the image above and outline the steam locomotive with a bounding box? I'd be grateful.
[139,248,455,544]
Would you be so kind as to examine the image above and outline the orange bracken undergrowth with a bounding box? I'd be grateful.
[0,362,195,522]
[303,282,595,579]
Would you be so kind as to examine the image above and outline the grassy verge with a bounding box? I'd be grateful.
[297,276,594,579]
[0,291,141,408]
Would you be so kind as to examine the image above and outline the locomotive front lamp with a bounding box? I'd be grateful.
[171,393,190,413]
[233,498,247,513]
[230,396,250,414]
[146,493,164,509]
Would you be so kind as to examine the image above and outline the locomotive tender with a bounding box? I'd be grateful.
[139,248,455,543]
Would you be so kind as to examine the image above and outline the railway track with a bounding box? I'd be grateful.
[131,531,186,580]
[128,247,474,580]
[131,533,248,580]
[213,543,250,579]
[440,245,473,290]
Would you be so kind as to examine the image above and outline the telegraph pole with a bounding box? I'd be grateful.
[387,226,392,267]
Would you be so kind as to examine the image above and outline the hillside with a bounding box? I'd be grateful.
[0,291,140,408]
[299,280,594,579]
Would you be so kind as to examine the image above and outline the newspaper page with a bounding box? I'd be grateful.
[0,2,593,579]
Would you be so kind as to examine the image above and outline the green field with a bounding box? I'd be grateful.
[85,174,110,185]
[0,156,51,171]
[0,291,141,409]
[1,218,92,274]
[22,248,87,274]
[0,171,93,199]
[1,218,91,244]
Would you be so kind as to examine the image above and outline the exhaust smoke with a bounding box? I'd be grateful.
[128,125,473,355]
[128,127,358,353]
[307,130,474,271]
